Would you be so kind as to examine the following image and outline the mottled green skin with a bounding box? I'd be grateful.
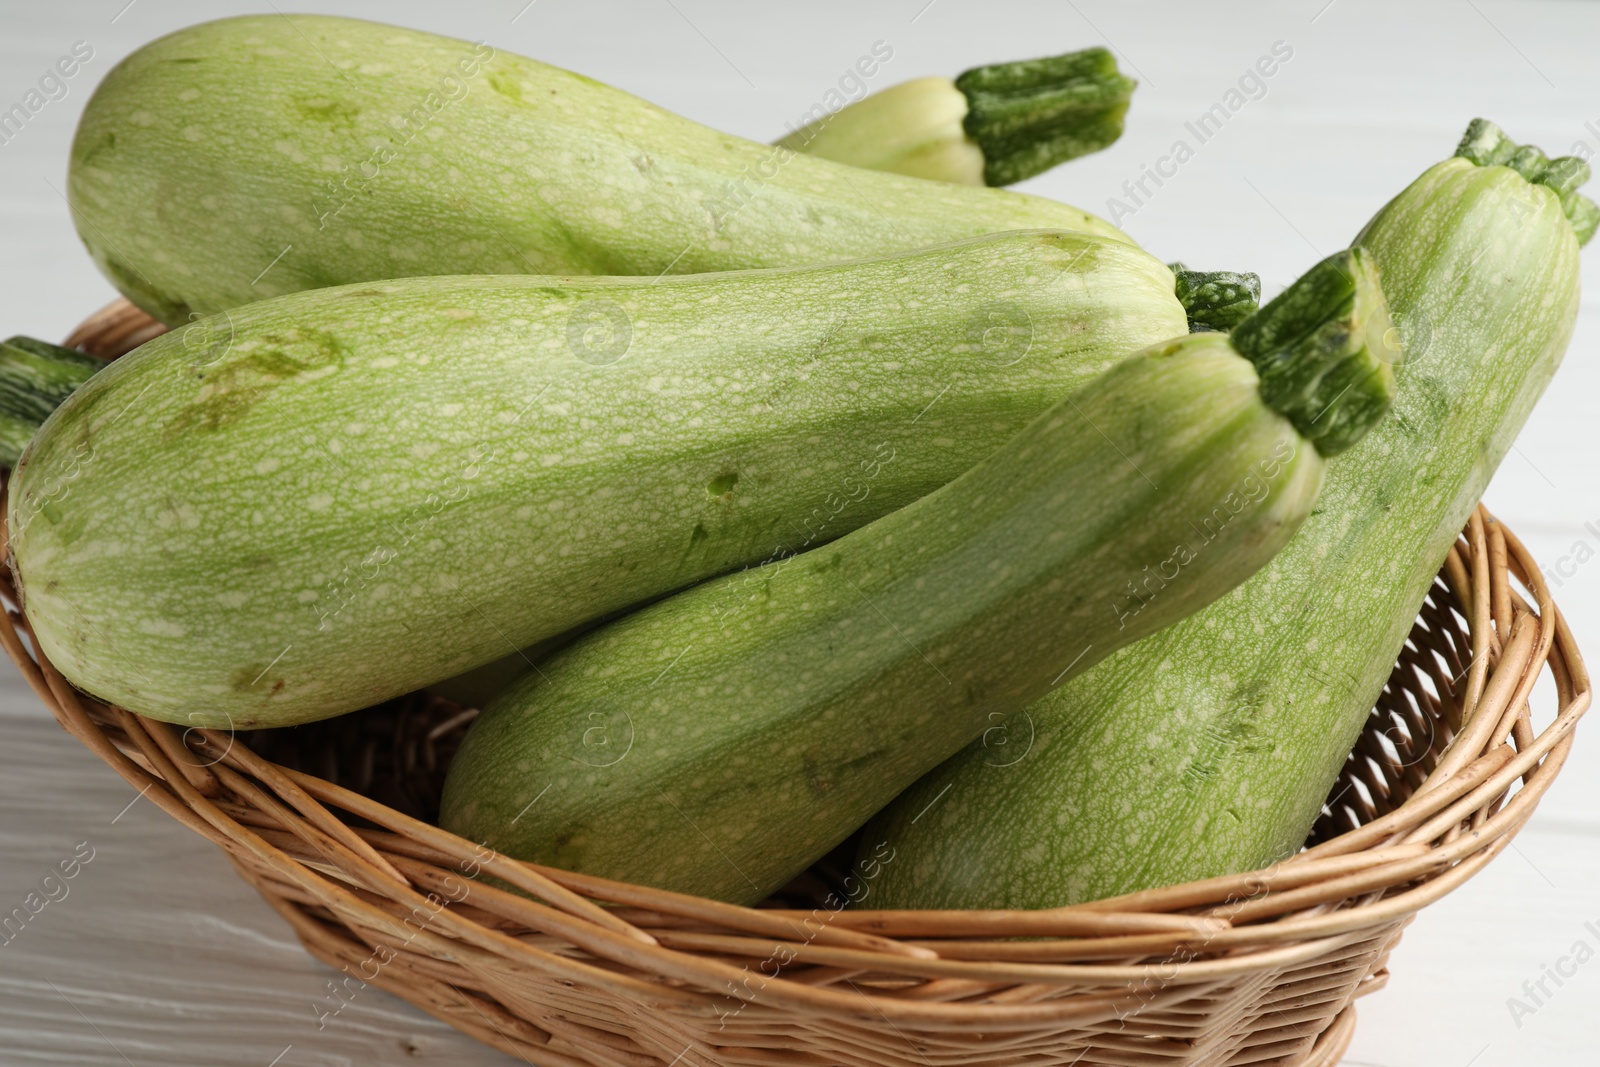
[1169,265,1260,333]
[67,14,1126,326]
[0,338,103,466]
[955,47,1135,187]
[441,336,1325,904]
[7,230,1183,728]
[866,157,1582,910]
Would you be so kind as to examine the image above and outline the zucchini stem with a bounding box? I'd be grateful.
[1169,263,1261,333]
[955,47,1136,186]
[1230,248,1396,458]
[1456,117,1597,246]
[0,337,104,467]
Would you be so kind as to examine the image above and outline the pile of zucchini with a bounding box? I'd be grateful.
[5,15,1591,909]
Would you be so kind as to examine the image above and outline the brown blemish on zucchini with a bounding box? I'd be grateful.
[230,664,264,691]
[164,328,350,437]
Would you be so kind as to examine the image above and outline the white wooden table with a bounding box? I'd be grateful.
[2,1,1597,1063]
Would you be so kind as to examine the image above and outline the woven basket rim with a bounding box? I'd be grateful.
[1,297,1590,1064]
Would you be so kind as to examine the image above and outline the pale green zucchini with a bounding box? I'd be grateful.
[416,260,1260,706]
[865,120,1592,911]
[0,266,1256,470]
[68,14,1130,326]
[777,48,1135,186]
[438,248,1395,904]
[8,230,1185,729]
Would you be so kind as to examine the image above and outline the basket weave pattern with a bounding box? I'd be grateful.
[2,299,1590,1067]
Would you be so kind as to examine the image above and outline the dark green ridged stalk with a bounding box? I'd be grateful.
[1231,248,1397,457]
[956,47,1136,186]
[0,338,103,466]
[1170,263,1261,333]
[1457,117,1598,245]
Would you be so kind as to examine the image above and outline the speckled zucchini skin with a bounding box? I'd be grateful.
[7,230,1183,728]
[865,154,1584,911]
[67,15,1126,326]
[440,334,1327,904]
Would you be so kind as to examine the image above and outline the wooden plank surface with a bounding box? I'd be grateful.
[1,1,1596,1064]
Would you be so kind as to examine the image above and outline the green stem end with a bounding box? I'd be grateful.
[0,336,105,467]
[1456,117,1596,246]
[1169,262,1261,333]
[1230,248,1397,458]
[955,47,1136,186]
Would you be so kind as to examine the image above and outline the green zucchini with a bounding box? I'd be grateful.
[864,120,1592,911]
[416,262,1258,706]
[0,269,1256,467]
[0,338,102,467]
[438,247,1394,904]
[777,48,1135,186]
[68,15,1129,327]
[8,229,1185,729]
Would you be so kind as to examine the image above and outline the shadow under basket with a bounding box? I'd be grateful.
[4,299,1592,1067]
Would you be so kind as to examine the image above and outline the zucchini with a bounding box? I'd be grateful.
[778,48,1135,186]
[438,248,1395,904]
[68,14,1128,326]
[0,338,102,466]
[0,261,1257,465]
[865,120,1592,911]
[8,230,1185,729]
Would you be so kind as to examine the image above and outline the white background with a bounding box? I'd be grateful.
[1,1,1597,1064]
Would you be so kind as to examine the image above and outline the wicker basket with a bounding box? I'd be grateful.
[4,299,1591,1067]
